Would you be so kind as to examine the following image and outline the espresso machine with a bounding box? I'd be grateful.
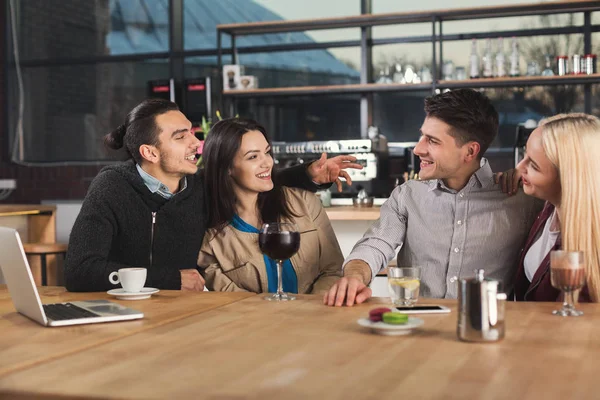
[271,137,392,197]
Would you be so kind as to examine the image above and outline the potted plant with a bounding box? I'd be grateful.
[195,111,226,166]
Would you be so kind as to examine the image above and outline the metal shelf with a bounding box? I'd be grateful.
[440,74,600,89]
[217,0,600,129]
[223,82,431,98]
[217,1,600,35]
[223,74,600,98]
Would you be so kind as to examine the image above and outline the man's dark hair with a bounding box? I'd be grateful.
[104,98,179,163]
[424,89,499,157]
[202,118,296,233]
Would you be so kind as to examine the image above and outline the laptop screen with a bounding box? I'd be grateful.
[0,227,48,325]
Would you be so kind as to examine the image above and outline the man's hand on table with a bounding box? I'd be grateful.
[324,276,372,307]
[180,269,205,291]
[324,260,373,306]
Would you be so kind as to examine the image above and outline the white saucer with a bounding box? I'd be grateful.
[357,316,424,336]
[107,287,159,300]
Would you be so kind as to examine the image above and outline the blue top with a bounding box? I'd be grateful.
[136,164,187,200]
[231,215,298,294]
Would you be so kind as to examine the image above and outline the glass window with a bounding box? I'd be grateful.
[592,32,600,115]
[108,0,170,55]
[7,60,171,163]
[235,94,361,142]
[5,1,597,166]
[184,56,229,124]
[373,0,585,14]
[236,48,360,88]
[186,57,361,142]
[372,41,434,84]
[371,13,585,73]
[12,0,169,61]
[373,91,430,143]
[184,0,360,50]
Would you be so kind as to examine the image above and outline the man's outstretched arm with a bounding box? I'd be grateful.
[273,153,363,192]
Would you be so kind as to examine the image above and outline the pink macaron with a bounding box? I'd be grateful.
[368,307,392,322]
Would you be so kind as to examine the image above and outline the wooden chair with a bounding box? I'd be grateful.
[22,243,68,286]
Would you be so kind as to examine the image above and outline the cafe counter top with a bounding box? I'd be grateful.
[324,205,381,221]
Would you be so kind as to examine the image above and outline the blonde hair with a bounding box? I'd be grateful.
[540,113,600,302]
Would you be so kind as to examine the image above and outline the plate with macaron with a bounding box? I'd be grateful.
[357,307,424,336]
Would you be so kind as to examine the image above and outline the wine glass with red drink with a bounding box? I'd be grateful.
[259,222,300,301]
[550,250,586,317]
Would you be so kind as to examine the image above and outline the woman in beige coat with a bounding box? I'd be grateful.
[197,118,344,295]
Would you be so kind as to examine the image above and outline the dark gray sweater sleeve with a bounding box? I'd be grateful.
[273,162,332,193]
[64,175,181,292]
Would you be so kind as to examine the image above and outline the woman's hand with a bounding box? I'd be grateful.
[307,153,364,192]
[494,168,522,196]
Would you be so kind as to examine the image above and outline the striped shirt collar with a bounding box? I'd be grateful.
[136,164,187,200]
[427,157,494,193]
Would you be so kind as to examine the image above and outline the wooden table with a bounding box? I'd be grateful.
[0,286,253,378]
[1,292,598,399]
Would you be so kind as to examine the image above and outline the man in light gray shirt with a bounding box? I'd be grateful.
[324,89,542,306]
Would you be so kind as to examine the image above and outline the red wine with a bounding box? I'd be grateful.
[551,267,586,292]
[259,232,300,260]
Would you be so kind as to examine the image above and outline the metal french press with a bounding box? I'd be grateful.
[457,269,506,342]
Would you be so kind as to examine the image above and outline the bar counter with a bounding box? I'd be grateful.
[0,285,598,399]
[0,205,60,286]
[325,205,381,220]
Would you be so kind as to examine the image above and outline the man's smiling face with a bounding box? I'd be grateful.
[413,116,472,183]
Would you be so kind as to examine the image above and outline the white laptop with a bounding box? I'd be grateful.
[0,227,144,327]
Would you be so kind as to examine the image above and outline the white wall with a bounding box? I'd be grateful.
[330,219,389,297]
[0,216,34,285]
[41,200,83,243]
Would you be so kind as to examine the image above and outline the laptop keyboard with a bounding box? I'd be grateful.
[43,303,101,321]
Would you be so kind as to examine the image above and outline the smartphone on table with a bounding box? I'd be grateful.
[395,305,451,314]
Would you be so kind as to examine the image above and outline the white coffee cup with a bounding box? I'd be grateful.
[108,268,147,293]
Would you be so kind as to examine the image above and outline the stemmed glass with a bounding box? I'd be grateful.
[258,222,300,301]
[550,250,586,317]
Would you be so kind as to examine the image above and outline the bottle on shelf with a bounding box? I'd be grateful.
[541,55,554,76]
[469,39,480,79]
[392,63,403,83]
[419,65,432,82]
[443,60,455,80]
[482,38,493,78]
[572,54,583,75]
[509,37,520,77]
[584,54,597,75]
[526,61,540,76]
[495,37,507,77]
[557,55,569,76]
[403,64,418,83]
[376,66,393,84]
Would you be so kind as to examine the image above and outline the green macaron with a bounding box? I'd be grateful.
[382,312,409,325]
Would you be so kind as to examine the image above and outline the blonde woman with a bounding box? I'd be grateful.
[513,113,600,302]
